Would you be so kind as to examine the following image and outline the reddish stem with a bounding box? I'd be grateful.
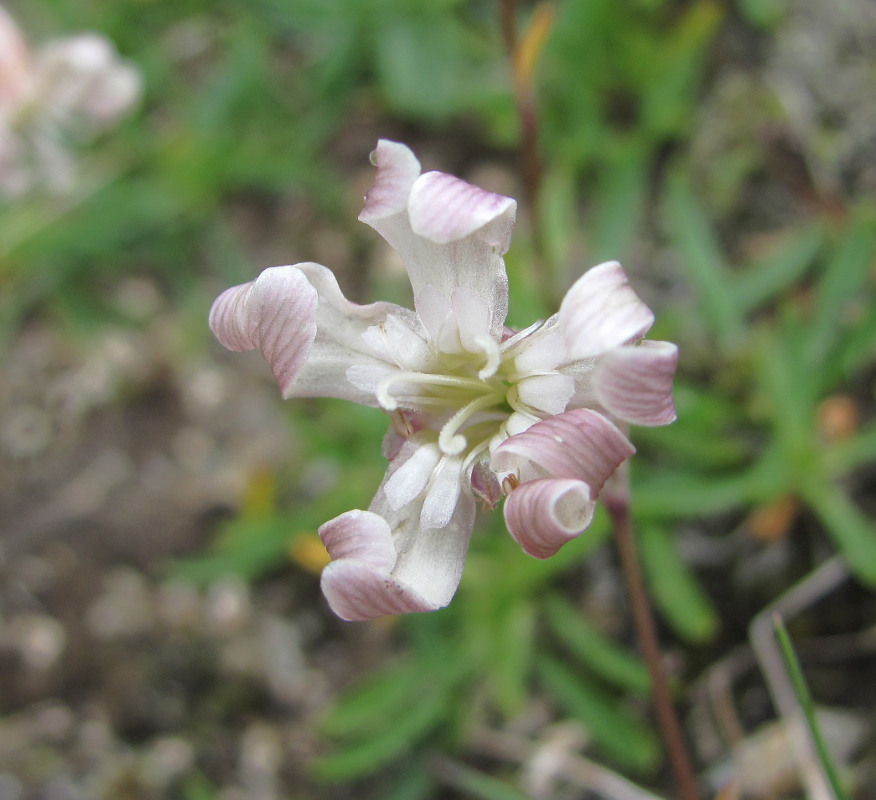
[604,479,702,800]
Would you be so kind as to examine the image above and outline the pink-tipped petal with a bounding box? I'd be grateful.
[209,265,318,395]
[358,139,421,223]
[593,340,679,426]
[358,141,514,338]
[490,408,635,493]
[504,479,595,558]
[318,483,476,621]
[409,170,516,247]
[319,510,435,620]
[559,261,655,359]
[210,263,425,405]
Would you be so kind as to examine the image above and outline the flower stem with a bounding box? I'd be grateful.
[604,466,701,800]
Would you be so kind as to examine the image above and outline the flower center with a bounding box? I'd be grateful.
[375,342,546,472]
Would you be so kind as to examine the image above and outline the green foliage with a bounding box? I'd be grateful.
[639,523,720,643]
[537,656,661,772]
[542,594,652,694]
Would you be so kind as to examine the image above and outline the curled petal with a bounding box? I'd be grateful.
[504,479,595,559]
[209,265,318,395]
[593,340,679,425]
[560,261,655,359]
[319,485,476,621]
[490,408,634,493]
[210,263,422,405]
[319,510,435,620]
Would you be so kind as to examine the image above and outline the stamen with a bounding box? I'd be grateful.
[499,320,544,354]
[474,333,501,379]
[377,371,489,411]
[438,392,503,456]
[501,474,520,494]
[390,410,414,437]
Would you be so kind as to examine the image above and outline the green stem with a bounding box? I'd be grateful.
[773,615,849,800]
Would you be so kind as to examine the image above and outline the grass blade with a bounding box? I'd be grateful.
[773,615,849,800]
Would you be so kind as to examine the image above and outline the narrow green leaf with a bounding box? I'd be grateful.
[800,480,876,587]
[632,464,778,518]
[537,656,661,772]
[381,758,437,800]
[489,601,536,717]
[826,422,876,476]
[312,688,447,781]
[827,299,876,389]
[543,595,652,695]
[664,173,744,347]
[806,219,876,363]
[591,151,648,263]
[638,523,720,643]
[735,226,823,313]
[319,661,423,738]
[773,616,850,800]
[754,325,817,456]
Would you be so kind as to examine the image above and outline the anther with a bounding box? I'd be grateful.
[390,410,414,437]
[501,474,520,495]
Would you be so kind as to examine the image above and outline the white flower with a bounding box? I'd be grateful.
[0,4,141,197]
[210,140,678,621]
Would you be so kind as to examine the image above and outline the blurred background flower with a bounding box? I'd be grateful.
[0,3,140,197]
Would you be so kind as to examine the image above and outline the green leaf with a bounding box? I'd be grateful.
[537,656,661,772]
[590,149,648,263]
[826,422,876,476]
[312,686,448,781]
[543,595,652,695]
[374,13,469,120]
[664,174,745,347]
[826,297,876,389]
[319,661,423,738]
[632,464,777,518]
[638,523,720,643]
[380,758,438,800]
[805,219,876,364]
[753,324,817,457]
[168,516,300,584]
[735,225,824,313]
[800,480,876,587]
[488,600,536,717]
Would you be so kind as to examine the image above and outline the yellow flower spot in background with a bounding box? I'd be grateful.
[289,535,331,574]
